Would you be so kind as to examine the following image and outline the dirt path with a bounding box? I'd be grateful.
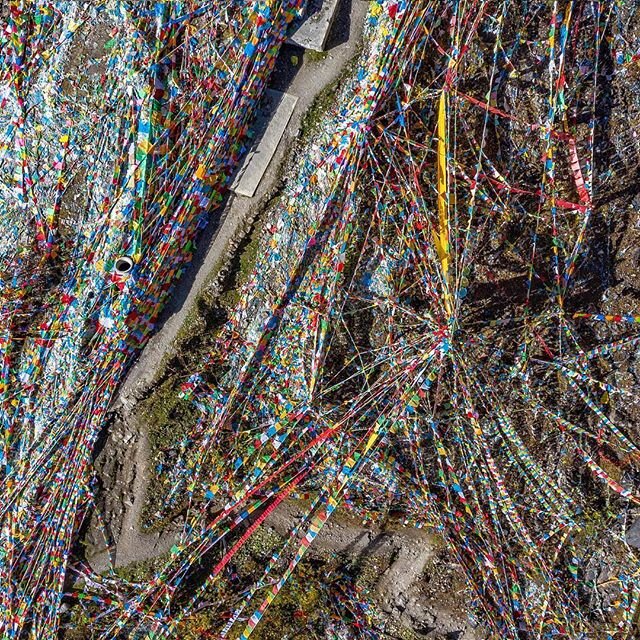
[88,413,183,571]
[91,0,369,565]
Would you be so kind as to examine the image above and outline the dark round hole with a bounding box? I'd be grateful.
[115,256,134,275]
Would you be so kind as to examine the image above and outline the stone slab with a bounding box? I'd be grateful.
[230,89,298,198]
[627,517,640,549]
[287,0,340,52]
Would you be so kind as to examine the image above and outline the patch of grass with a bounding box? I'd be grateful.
[299,75,341,140]
[60,607,94,640]
[299,46,361,141]
[172,288,216,355]
[218,213,266,309]
[141,377,198,453]
[305,49,329,63]
[115,551,172,583]
[138,375,200,529]
[156,259,227,380]
[577,505,616,550]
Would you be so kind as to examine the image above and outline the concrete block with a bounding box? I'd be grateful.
[230,89,298,198]
[287,0,340,52]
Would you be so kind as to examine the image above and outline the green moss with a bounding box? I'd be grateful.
[305,49,329,63]
[171,291,211,353]
[577,506,617,552]
[299,48,361,141]
[140,377,198,453]
[299,76,341,140]
[247,561,328,640]
[115,551,172,583]
[159,265,226,379]
[61,608,94,640]
[219,213,265,309]
[138,375,201,529]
